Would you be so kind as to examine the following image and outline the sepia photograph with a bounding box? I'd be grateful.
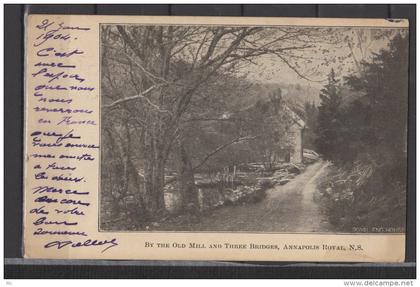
[99,22,408,234]
[9,3,415,278]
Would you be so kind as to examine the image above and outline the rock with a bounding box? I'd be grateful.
[285,174,295,179]
[278,179,290,185]
[257,178,275,189]
[273,171,287,178]
[287,164,302,174]
[222,185,267,205]
[303,149,320,162]
[240,191,262,203]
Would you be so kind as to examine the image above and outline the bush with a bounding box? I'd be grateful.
[318,161,406,232]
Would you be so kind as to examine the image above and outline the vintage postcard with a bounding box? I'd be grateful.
[23,15,408,262]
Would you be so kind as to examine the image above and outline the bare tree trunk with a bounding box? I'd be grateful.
[143,134,166,220]
[144,161,166,218]
[121,120,131,196]
[103,128,124,216]
[177,141,200,214]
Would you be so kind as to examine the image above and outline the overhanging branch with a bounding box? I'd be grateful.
[102,84,172,114]
[193,135,257,171]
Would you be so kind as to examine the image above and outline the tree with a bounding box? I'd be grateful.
[318,33,408,231]
[344,33,408,173]
[315,68,343,161]
[242,89,295,168]
[302,101,318,150]
[101,25,340,219]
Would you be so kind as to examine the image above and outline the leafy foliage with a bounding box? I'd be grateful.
[315,69,343,161]
[316,34,408,231]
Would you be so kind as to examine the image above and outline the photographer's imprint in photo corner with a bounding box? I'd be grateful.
[23,15,408,262]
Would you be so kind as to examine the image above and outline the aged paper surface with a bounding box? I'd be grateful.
[24,15,408,262]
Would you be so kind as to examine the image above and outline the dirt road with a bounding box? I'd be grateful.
[190,161,332,232]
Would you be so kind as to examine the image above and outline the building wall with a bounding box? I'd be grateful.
[289,124,304,163]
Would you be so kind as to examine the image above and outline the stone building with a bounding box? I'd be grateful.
[284,105,305,164]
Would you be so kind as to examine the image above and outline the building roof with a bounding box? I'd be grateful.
[218,100,306,129]
[284,104,305,128]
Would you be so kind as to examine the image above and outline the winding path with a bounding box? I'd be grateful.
[190,160,332,232]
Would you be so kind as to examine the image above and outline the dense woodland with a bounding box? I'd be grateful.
[315,34,408,231]
[100,25,408,232]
